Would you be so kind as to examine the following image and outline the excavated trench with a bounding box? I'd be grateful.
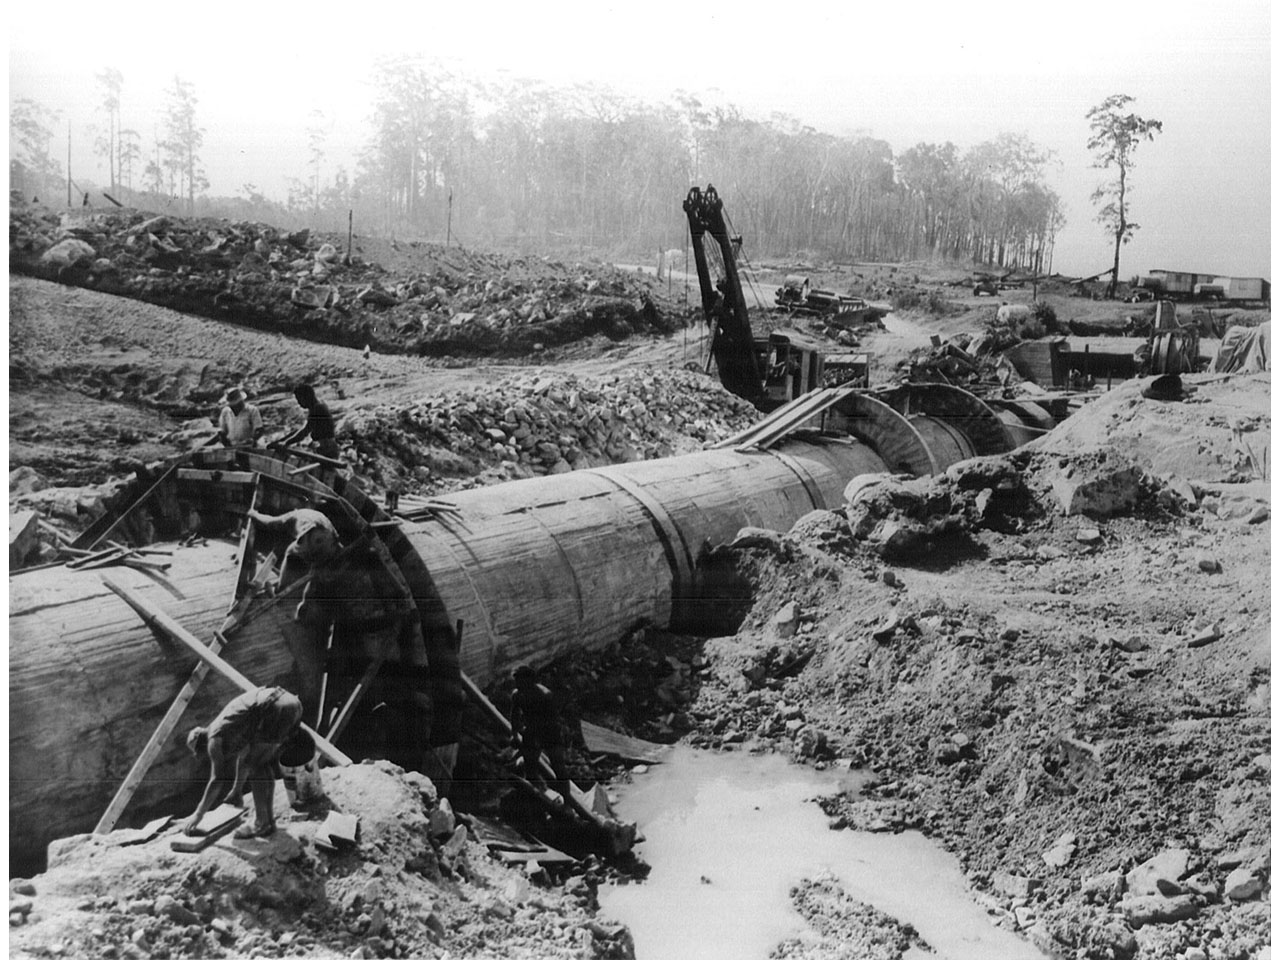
[10,381,1050,876]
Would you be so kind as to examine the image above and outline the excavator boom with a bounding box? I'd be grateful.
[683,185,764,404]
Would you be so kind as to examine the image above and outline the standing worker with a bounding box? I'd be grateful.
[509,666,572,804]
[279,384,339,459]
[181,686,314,839]
[217,388,265,448]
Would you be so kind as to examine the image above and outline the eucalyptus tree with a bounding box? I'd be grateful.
[1086,93,1163,298]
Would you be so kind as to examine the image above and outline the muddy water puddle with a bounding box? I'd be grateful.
[599,747,1044,960]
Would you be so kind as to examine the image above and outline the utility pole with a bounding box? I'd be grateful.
[345,209,353,266]
[446,189,453,247]
[66,122,72,208]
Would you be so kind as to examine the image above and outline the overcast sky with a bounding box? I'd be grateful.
[9,0,1271,278]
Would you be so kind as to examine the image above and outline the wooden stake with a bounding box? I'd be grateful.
[326,628,397,743]
[100,576,351,767]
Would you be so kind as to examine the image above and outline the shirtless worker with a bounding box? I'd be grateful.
[278,384,339,459]
[217,388,264,448]
[181,686,314,839]
[246,506,341,620]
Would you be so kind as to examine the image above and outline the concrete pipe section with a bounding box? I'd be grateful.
[8,383,1037,868]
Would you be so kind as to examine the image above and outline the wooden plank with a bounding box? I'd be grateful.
[94,631,232,834]
[579,720,670,764]
[121,555,173,572]
[99,576,352,768]
[289,463,321,476]
[104,814,172,847]
[232,482,262,599]
[67,546,128,570]
[274,444,346,468]
[169,805,245,852]
[175,468,258,484]
[494,847,578,865]
[319,811,359,845]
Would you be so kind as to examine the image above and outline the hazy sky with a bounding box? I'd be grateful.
[9,0,1271,278]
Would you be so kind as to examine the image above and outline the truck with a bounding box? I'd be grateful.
[1131,270,1270,304]
[682,184,870,412]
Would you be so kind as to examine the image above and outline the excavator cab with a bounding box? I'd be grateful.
[762,332,826,406]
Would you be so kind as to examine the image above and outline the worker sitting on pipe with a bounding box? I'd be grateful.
[509,666,572,805]
[181,686,314,839]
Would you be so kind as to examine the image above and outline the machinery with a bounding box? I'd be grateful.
[683,184,869,412]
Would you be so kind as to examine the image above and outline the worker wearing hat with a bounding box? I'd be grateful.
[218,388,265,448]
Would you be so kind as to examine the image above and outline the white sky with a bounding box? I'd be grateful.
[8,0,1272,278]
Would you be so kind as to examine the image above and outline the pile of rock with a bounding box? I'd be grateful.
[10,202,674,357]
[345,368,759,492]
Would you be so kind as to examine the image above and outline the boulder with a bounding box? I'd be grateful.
[1118,894,1200,926]
[40,238,96,269]
[9,467,47,495]
[771,601,800,639]
[1043,461,1145,517]
[1224,866,1262,901]
[1126,849,1190,897]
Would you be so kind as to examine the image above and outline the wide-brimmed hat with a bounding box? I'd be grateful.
[224,388,248,405]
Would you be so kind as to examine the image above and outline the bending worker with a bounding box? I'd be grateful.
[247,505,341,593]
[181,686,314,839]
[279,384,339,459]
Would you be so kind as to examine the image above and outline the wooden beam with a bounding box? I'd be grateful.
[232,482,262,600]
[175,468,258,484]
[93,631,232,834]
[289,463,321,476]
[273,444,345,468]
[99,576,352,767]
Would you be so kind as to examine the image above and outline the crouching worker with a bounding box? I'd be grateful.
[181,686,313,839]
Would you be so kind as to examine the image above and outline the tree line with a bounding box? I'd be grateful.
[11,60,1072,272]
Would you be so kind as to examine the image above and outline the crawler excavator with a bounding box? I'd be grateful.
[683,184,868,412]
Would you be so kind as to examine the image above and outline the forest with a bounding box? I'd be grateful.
[10,59,1065,271]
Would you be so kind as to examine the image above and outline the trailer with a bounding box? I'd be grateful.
[1133,270,1269,303]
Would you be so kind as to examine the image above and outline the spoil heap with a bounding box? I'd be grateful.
[344,369,759,493]
[9,201,673,357]
[7,762,632,960]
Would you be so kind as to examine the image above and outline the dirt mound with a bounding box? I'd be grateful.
[8,762,623,960]
[672,433,1270,958]
[344,368,758,493]
[10,202,675,358]
[1029,373,1270,486]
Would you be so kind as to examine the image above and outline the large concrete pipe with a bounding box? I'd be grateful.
[396,439,889,683]
[9,383,1028,867]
